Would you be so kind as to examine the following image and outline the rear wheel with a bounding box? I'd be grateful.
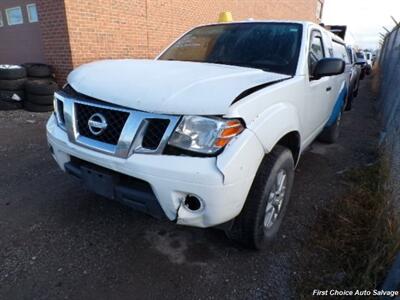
[226,145,295,249]
[353,80,359,98]
[318,110,342,144]
[360,70,365,80]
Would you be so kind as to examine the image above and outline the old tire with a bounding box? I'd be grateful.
[0,89,24,101]
[0,99,23,110]
[0,65,27,80]
[318,110,342,144]
[226,145,295,249]
[25,79,58,95]
[24,101,53,112]
[26,93,54,105]
[23,63,52,78]
[0,78,26,91]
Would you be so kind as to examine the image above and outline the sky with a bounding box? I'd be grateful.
[322,0,400,50]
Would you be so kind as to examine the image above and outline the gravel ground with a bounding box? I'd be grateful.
[0,78,379,300]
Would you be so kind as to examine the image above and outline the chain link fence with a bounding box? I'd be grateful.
[377,23,400,210]
[377,21,400,296]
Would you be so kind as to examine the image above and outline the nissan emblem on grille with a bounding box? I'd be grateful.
[88,113,108,136]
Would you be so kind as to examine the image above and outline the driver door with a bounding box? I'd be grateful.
[303,30,332,140]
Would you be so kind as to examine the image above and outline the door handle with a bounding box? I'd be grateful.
[326,87,332,92]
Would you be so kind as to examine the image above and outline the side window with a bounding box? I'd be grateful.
[309,31,325,77]
[332,41,350,64]
[346,48,353,64]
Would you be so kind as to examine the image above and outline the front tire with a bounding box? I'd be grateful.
[226,145,295,249]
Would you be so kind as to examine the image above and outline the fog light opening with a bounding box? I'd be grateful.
[184,195,202,211]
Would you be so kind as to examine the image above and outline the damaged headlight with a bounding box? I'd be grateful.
[168,116,244,154]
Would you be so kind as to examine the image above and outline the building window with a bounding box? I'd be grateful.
[316,0,323,20]
[27,4,39,23]
[6,7,24,25]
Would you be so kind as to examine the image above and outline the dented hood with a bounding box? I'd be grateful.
[67,59,290,115]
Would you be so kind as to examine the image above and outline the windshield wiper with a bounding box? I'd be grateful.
[162,58,274,73]
[208,60,271,72]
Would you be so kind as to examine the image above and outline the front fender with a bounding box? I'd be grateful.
[246,103,301,153]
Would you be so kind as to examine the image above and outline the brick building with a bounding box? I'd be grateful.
[0,0,324,83]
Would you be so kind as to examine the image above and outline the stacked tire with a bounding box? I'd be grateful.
[0,65,26,110]
[23,63,57,112]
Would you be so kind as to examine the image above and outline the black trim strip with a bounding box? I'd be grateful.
[230,77,291,105]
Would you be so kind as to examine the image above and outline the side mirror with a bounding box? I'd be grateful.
[313,58,345,79]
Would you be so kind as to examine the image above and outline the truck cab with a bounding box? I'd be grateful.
[47,21,347,249]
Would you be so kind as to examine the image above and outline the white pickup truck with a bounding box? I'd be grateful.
[47,21,349,249]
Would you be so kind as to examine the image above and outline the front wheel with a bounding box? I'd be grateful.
[226,145,295,249]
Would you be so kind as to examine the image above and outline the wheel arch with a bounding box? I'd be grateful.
[275,131,301,166]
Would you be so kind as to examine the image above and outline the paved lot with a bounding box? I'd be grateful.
[0,78,379,300]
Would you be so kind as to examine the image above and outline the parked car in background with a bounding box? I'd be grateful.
[364,51,373,74]
[372,53,377,65]
[356,51,368,79]
[345,46,362,110]
[47,21,347,249]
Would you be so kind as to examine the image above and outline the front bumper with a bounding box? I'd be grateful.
[47,114,262,228]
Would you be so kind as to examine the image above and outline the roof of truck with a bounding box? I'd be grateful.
[199,20,315,27]
[192,20,346,44]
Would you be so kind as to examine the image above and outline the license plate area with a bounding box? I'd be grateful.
[81,166,115,198]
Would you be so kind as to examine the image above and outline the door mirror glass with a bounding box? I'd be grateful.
[313,58,345,79]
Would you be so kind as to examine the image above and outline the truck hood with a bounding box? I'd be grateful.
[67,59,290,115]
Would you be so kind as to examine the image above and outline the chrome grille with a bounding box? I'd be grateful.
[54,90,180,158]
[76,103,129,145]
[142,119,170,150]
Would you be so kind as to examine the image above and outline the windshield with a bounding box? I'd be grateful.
[159,23,303,76]
[356,52,365,59]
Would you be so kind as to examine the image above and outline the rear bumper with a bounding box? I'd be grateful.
[47,114,263,228]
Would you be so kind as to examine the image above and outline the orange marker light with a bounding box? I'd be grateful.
[220,126,243,138]
[214,138,230,148]
[226,120,242,127]
[214,119,244,148]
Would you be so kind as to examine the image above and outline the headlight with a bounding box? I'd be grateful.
[168,116,244,154]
